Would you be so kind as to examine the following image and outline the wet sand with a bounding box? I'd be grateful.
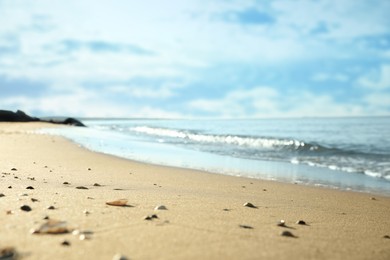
[1,122,390,260]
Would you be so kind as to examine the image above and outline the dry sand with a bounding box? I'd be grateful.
[1,122,390,260]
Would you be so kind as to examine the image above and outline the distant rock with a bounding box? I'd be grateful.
[0,110,85,127]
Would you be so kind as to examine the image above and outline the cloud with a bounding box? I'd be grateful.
[358,64,390,90]
[189,86,371,118]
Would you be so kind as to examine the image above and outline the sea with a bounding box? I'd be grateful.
[38,117,390,195]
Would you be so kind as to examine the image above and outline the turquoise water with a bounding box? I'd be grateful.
[39,117,390,195]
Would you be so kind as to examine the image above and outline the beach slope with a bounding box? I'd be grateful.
[1,123,390,259]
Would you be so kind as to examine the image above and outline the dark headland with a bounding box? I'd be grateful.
[0,109,85,127]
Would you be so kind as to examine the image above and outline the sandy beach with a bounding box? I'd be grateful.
[1,122,390,260]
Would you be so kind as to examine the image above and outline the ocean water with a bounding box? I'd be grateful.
[38,117,390,195]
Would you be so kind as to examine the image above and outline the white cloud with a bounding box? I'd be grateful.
[311,72,349,82]
[189,87,371,118]
[358,64,390,90]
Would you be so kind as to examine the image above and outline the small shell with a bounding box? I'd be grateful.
[154,205,167,210]
[106,199,128,207]
[31,220,71,234]
[243,202,257,208]
[277,220,286,227]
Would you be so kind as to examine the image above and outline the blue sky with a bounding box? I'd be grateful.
[0,0,389,118]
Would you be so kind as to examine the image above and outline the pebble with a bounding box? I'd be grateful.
[31,198,39,202]
[8,186,12,189]
[20,205,32,212]
[112,253,129,260]
[93,183,101,187]
[0,246,17,259]
[280,230,296,238]
[26,186,34,190]
[154,205,167,210]
[243,202,257,208]
[11,168,17,171]
[47,206,56,210]
[277,220,286,227]
[0,193,5,197]
[144,214,158,220]
[383,235,390,239]
[239,224,254,229]
[76,186,89,190]
[63,182,70,185]
[83,209,90,215]
[370,197,376,200]
[61,240,71,246]
[296,220,307,225]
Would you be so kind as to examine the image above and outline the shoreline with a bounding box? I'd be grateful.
[1,122,390,259]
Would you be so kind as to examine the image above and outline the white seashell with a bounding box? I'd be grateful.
[154,205,167,210]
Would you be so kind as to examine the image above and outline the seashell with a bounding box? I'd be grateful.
[106,199,128,207]
[243,202,257,208]
[239,224,254,229]
[296,220,307,225]
[277,220,286,227]
[280,230,296,238]
[83,209,90,215]
[31,220,71,234]
[20,205,32,212]
[154,205,167,210]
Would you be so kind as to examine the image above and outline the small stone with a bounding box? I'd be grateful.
[43,216,50,220]
[280,230,296,238]
[0,193,5,197]
[144,214,158,220]
[6,210,14,215]
[112,253,129,260]
[93,183,101,187]
[8,186,12,189]
[11,168,17,171]
[61,240,71,246]
[223,208,231,211]
[296,220,307,225]
[76,186,88,190]
[239,224,254,229]
[370,197,376,200]
[26,186,34,190]
[0,246,17,259]
[383,235,390,239]
[277,220,286,227]
[88,168,91,171]
[154,205,167,210]
[63,182,70,185]
[47,206,55,210]
[20,205,32,212]
[83,209,90,215]
[31,198,39,202]
[243,202,257,208]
